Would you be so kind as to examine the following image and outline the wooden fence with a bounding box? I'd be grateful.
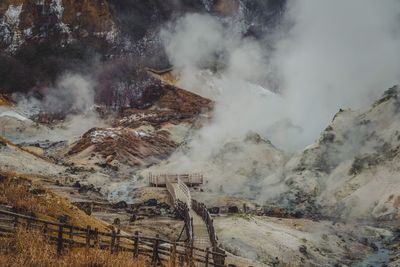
[149,173,204,187]
[0,209,226,266]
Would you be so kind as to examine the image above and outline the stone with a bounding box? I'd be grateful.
[113,201,128,209]
[228,206,239,213]
[208,207,220,214]
[145,198,158,206]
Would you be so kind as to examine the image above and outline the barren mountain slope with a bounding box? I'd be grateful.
[280,86,400,221]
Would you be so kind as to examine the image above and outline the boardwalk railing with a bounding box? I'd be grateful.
[0,209,226,266]
[165,176,226,267]
[192,200,226,266]
[166,178,194,246]
[149,173,204,187]
[176,201,194,246]
[177,177,192,208]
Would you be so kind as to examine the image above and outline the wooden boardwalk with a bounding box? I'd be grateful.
[191,211,211,249]
[151,173,226,266]
[165,176,214,265]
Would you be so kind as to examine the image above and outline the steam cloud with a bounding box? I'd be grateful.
[153,1,400,197]
[13,73,103,141]
[41,74,95,114]
[274,0,400,149]
[162,1,400,151]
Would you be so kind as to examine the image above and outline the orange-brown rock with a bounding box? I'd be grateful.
[115,82,213,128]
[67,127,177,167]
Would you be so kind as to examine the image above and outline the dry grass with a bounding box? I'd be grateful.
[0,170,107,231]
[0,229,151,267]
[0,173,47,215]
[0,172,157,266]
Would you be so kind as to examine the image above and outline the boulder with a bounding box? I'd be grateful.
[145,198,158,206]
[228,206,239,213]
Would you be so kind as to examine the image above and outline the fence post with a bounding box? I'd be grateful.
[13,216,18,229]
[110,229,116,254]
[57,221,64,255]
[94,228,99,248]
[179,253,184,267]
[69,225,73,240]
[190,217,193,240]
[205,247,210,267]
[171,242,176,267]
[151,234,160,266]
[43,223,48,237]
[115,228,121,253]
[86,225,91,249]
[133,231,139,258]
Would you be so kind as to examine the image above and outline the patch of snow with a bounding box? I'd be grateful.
[119,113,157,124]
[49,0,72,40]
[133,130,150,138]
[0,5,24,52]
[90,128,120,144]
[200,0,213,12]
[4,5,22,26]
[0,110,30,121]
[49,0,64,20]
[94,23,119,43]
[23,27,33,37]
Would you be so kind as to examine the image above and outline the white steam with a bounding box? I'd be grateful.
[274,0,400,148]
[13,73,104,142]
[162,1,400,151]
[154,1,400,197]
[41,73,95,114]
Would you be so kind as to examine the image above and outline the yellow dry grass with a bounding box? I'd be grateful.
[0,170,107,231]
[0,228,151,267]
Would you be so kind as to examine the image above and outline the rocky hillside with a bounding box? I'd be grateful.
[281,85,400,221]
[0,0,285,96]
[0,0,116,53]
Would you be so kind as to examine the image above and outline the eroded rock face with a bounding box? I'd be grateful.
[67,77,212,169]
[280,86,400,221]
[0,0,286,94]
[67,127,177,167]
[0,0,116,53]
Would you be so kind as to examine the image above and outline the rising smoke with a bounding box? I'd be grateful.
[152,1,400,197]
[13,73,104,141]
[162,0,400,151]
[273,0,400,149]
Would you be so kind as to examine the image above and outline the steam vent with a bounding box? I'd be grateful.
[0,1,399,266]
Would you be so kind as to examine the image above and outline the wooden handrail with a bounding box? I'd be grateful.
[149,173,204,186]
